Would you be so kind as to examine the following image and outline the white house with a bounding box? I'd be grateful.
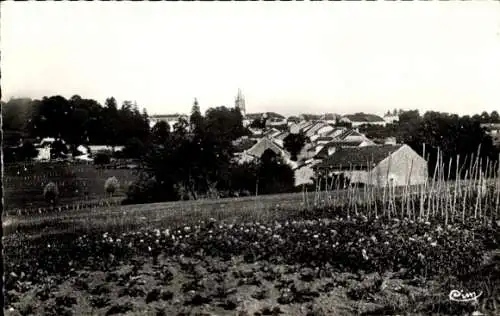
[384,114,399,125]
[150,114,189,129]
[314,144,428,187]
[340,113,387,128]
[33,147,51,161]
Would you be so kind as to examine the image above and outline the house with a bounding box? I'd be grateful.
[33,147,51,161]
[384,114,399,125]
[289,121,313,134]
[314,144,428,187]
[320,113,341,125]
[481,123,500,147]
[287,116,301,125]
[233,137,258,153]
[263,128,282,138]
[272,131,290,147]
[303,122,334,139]
[88,145,125,153]
[36,137,57,148]
[294,164,315,187]
[314,138,373,160]
[244,112,286,127]
[335,129,372,142]
[150,114,189,129]
[245,137,288,159]
[265,116,288,128]
[238,137,298,169]
[340,113,387,128]
[299,114,323,121]
[481,123,500,136]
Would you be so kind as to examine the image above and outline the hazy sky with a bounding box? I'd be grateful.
[2,1,500,117]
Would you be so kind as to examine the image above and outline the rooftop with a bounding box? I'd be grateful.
[343,113,385,123]
[315,144,403,170]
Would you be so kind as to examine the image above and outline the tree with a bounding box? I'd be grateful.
[19,140,39,161]
[490,111,500,123]
[122,137,146,159]
[250,117,266,129]
[104,176,120,197]
[190,98,204,132]
[283,132,307,161]
[51,139,68,159]
[94,152,111,165]
[43,182,59,208]
[257,149,295,195]
[151,121,170,145]
[480,111,490,124]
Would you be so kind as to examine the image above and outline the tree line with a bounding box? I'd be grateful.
[124,100,295,203]
[2,95,150,161]
[1,96,297,202]
[360,110,500,180]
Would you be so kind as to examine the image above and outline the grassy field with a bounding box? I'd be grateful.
[4,156,500,316]
[4,179,500,315]
[4,161,138,211]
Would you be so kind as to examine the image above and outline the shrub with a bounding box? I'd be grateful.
[104,177,120,196]
[43,182,59,206]
[123,174,179,205]
[94,153,111,165]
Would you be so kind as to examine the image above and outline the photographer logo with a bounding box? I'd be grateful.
[449,289,482,303]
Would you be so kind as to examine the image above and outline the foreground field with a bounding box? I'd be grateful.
[5,204,500,316]
[5,174,500,315]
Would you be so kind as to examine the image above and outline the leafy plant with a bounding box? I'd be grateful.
[104,177,120,196]
[43,182,59,206]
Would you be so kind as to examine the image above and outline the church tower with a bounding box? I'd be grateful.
[235,88,246,116]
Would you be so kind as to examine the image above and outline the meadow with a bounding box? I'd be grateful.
[4,161,138,214]
[3,155,500,316]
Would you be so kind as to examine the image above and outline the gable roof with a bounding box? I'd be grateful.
[343,113,385,123]
[274,131,290,141]
[304,122,329,137]
[233,138,258,153]
[315,144,403,170]
[335,129,364,140]
[314,140,366,159]
[246,137,286,158]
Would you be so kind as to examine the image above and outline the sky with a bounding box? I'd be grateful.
[2,1,500,117]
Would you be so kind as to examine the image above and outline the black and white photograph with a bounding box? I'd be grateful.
[2,1,500,315]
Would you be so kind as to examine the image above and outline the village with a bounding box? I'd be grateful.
[146,90,425,190]
[21,88,500,194]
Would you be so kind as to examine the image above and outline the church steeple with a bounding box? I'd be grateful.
[235,88,246,116]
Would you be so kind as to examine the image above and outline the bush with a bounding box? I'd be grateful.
[123,174,179,205]
[104,177,120,196]
[43,182,59,206]
[94,153,111,165]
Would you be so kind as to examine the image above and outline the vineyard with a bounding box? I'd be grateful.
[3,155,500,315]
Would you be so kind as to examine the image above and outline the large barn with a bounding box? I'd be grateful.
[314,144,428,187]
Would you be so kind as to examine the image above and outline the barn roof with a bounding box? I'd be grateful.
[314,140,365,159]
[315,144,403,170]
